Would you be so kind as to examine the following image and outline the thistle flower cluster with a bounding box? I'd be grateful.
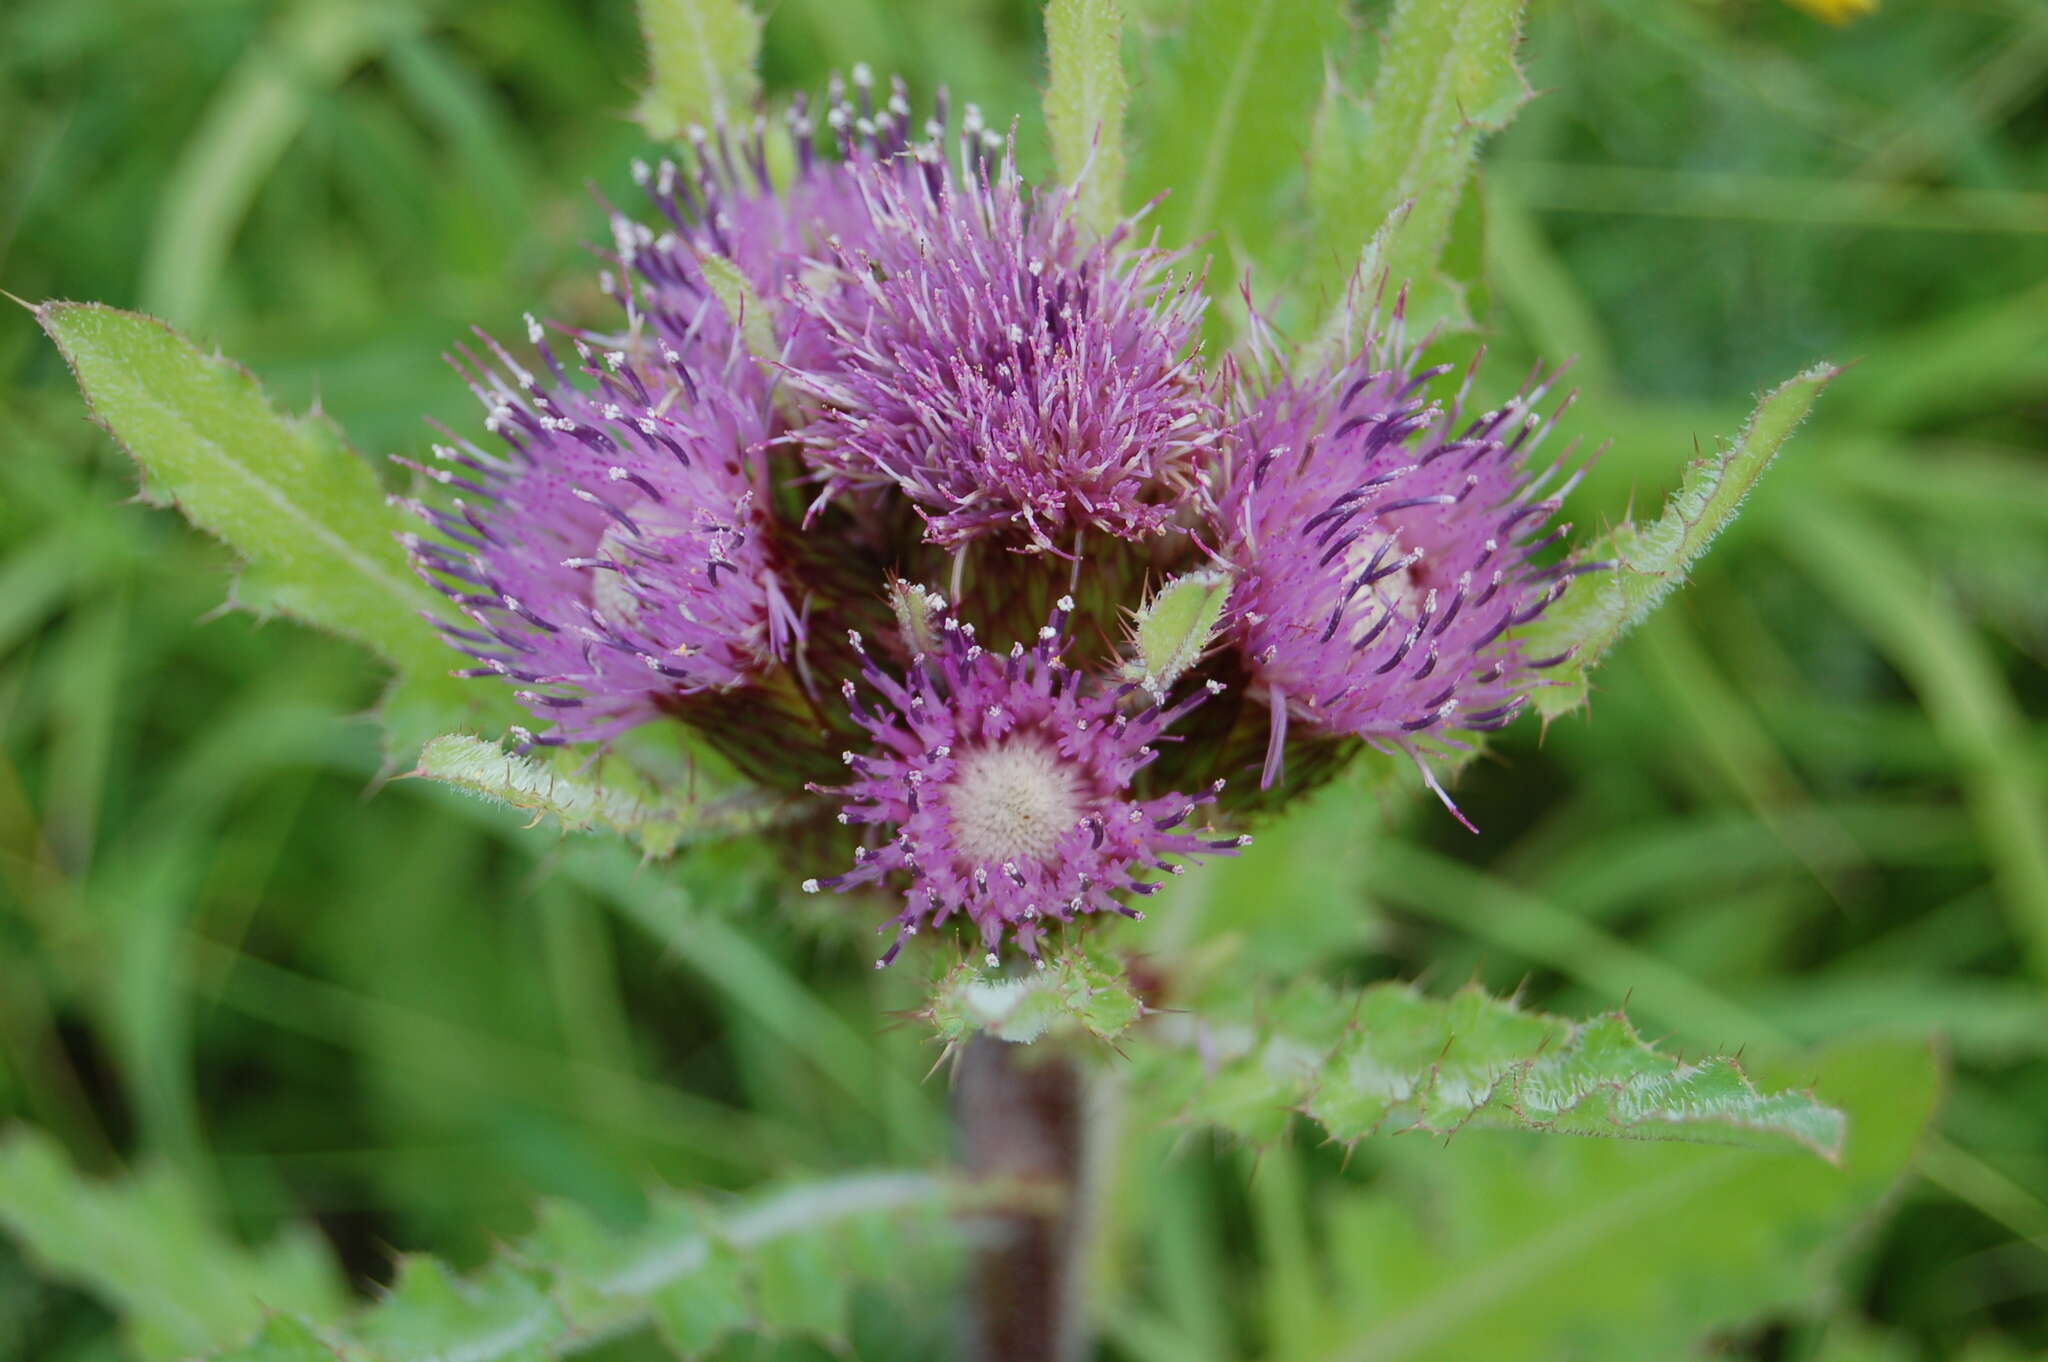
[407,71,1591,966]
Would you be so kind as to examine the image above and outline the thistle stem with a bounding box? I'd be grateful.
[956,1035,1089,1362]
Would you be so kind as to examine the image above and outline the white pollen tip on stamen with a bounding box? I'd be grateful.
[801,879,821,893]
[524,313,543,344]
[1237,834,1254,846]
[1204,679,1224,694]
[1038,626,1057,641]
[984,952,999,968]
[1056,595,1076,611]
[606,351,627,371]
[607,466,629,480]
[852,62,874,86]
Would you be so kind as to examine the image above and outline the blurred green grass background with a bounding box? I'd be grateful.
[1,1,2045,1358]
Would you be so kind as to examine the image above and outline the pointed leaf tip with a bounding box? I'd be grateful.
[35,300,500,757]
[1517,360,1838,717]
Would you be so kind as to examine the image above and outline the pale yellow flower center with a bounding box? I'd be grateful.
[947,736,1085,866]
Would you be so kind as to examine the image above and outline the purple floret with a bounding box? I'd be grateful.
[405,315,799,748]
[787,143,1215,555]
[805,592,1246,966]
[1217,308,1595,812]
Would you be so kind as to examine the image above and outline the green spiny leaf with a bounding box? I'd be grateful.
[888,578,948,657]
[1303,1036,1938,1361]
[1044,0,1130,234]
[35,301,505,755]
[635,0,762,140]
[749,1230,848,1341]
[359,1257,555,1362]
[1306,0,1532,337]
[926,947,1146,1046]
[646,1231,750,1357]
[0,1128,348,1362]
[1140,981,1847,1158]
[1518,361,1839,718]
[202,1172,953,1361]
[410,734,790,858]
[1120,566,1232,701]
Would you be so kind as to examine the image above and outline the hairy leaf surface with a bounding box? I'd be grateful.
[635,0,762,139]
[413,734,789,857]
[1139,981,1846,1156]
[925,947,1146,1046]
[1044,0,1130,233]
[1306,0,1531,335]
[1310,1037,1937,1361]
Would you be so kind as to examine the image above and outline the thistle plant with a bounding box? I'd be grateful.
[14,1,1907,1360]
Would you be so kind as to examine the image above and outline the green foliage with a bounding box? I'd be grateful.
[1043,0,1129,233]
[33,301,504,756]
[411,735,790,858]
[1136,981,1845,1155]
[1120,567,1232,701]
[635,0,763,139]
[1780,505,2048,980]
[1257,1036,1934,1361]
[1517,361,1839,718]
[694,249,778,363]
[1306,0,1533,334]
[0,1132,952,1362]
[0,1129,348,1362]
[1127,0,1348,332]
[925,947,1145,1046]
[6,0,2045,1358]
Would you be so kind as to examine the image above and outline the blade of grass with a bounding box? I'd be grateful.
[140,0,405,325]
[1779,504,2048,979]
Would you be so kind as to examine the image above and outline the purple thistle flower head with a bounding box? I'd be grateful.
[1217,307,1594,813]
[788,146,1216,555]
[804,592,1247,967]
[408,318,801,747]
[628,68,961,341]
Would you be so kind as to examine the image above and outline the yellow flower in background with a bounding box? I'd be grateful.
[1784,0,1879,23]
